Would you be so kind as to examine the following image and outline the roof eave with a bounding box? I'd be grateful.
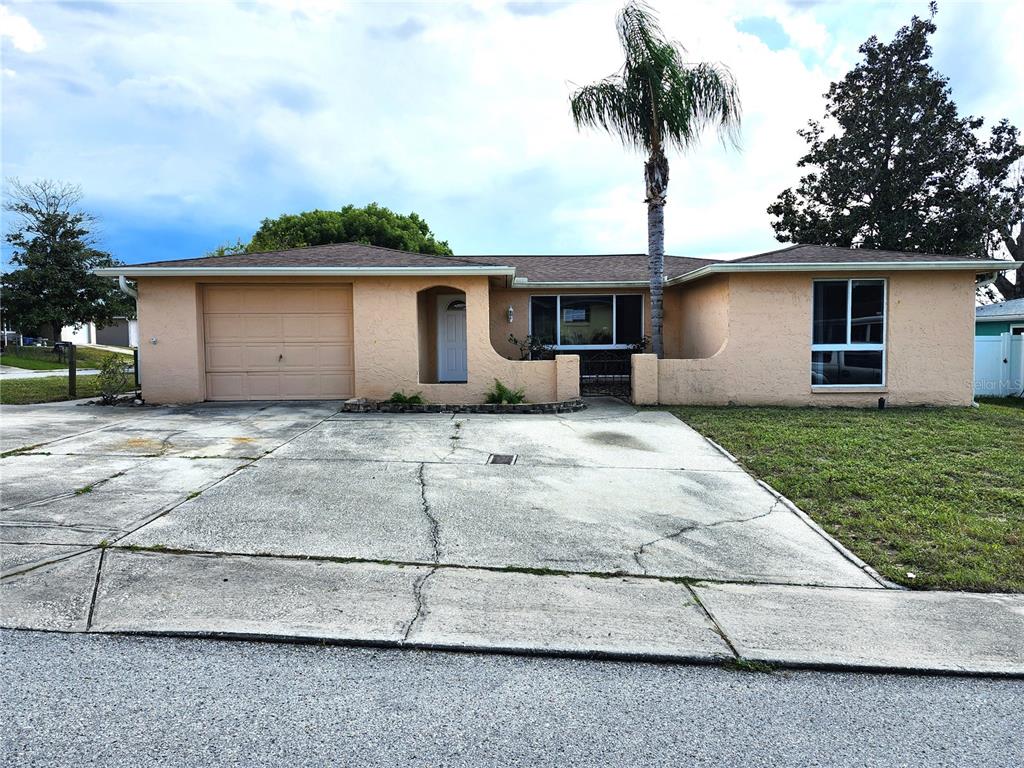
[666,260,1022,286]
[94,265,517,278]
[976,314,1024,322]
[510,278,650,289]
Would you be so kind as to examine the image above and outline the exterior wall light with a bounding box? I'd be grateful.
[507,306,514,323]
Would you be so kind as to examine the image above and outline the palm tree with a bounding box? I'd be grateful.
[570,1,741,357]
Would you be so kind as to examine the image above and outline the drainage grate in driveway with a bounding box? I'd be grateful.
[487,454,518,465]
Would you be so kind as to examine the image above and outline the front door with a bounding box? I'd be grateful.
[437,294,468,382]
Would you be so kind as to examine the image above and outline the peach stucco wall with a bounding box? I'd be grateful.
[650,270,976,407]
[136,269,974,407]
[136,278,206,404]
[134,275,577,404]
[675,274,730,359]
[352,275,570,403]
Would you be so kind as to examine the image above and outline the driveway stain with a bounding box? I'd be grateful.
[117,438,165,453]
[585,430,654,451]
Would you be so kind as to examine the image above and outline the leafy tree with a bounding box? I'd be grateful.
[215,203,453,256]
[977,121,1024,300]
[1,179,133,341]
[768,4,1024,297]
[570,1,740,357]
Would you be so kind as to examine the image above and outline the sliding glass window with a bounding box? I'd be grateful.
[529,295,644,350]
[811,279,886,386]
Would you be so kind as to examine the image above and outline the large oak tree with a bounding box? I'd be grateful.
[768,4,1023,298]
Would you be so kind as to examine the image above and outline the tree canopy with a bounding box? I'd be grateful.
[767,4,1024,289]
[1,179,133,341]
[216,203,453,256]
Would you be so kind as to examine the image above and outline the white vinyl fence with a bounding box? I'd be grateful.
[974,333,1024,397]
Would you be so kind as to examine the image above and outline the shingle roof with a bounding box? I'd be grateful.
[130,242,492,269]
[456,254,720,283]
[116,241,997,283]
[731,244,980,264]
[976,297,1024,318]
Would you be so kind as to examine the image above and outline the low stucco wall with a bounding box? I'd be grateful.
[135,275,578,404]
[353,275,572,403]
[649,270,976,407]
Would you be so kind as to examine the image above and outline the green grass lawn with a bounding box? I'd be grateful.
[0,375,135,405]
[667,399,1024,593]
[0,345,133,370]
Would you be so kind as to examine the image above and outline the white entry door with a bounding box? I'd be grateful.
[437,294,468,382]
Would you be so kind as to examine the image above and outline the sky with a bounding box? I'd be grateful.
[1,0,1022,266]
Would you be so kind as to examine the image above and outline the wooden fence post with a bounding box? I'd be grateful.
[68,343,77,399]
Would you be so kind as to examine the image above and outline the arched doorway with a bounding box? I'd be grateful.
[436,294,467,382]
[416,286,467,384]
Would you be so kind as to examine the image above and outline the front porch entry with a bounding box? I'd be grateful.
[437,294,468,383]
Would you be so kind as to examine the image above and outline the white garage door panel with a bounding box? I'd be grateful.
[281,314,350,341]
[203,285,354,401]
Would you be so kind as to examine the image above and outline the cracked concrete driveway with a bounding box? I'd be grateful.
[1,397,877,587]
[7,397,1020,674]
[68,400,872,587]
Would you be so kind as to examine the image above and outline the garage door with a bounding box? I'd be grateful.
[203,285,354,400]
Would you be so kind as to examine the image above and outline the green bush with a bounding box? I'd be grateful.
[387,391,425,405]
[484,379,526,405]
[97,354,133,404]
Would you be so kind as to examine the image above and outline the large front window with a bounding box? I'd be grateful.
[811,279,886,386]
[530,294,643,348]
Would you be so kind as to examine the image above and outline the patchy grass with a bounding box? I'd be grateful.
[0,345,132,370]
[667,400,1024,593]
[0,374,134,405]
[0,353,66,370]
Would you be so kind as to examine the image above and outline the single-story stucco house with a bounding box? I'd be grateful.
[96,243,1018,407]
[975,298,1024,337]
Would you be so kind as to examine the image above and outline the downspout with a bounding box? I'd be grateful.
[118,275,138,299]
[116,275,141,392]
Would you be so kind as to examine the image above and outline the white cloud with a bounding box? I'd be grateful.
[1,0,1020,261]
[0,6,45,52]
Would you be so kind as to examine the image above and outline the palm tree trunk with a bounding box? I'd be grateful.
[645,149,669,358]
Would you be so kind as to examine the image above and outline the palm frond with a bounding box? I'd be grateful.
[616,0,670,68]
[569,78,643,151]
[568,0,742,156]
[663,62,742,151]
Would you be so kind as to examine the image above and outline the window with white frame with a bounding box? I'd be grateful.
[811,279,886,386]
[529,294,643,350]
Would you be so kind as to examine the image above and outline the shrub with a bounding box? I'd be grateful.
[485,379,526,405]
[387,391,425,405]
[97,354,133,404]
[507,333,554,361]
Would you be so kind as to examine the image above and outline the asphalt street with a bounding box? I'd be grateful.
[2,630,1021,767]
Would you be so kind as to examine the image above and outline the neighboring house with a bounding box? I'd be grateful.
[974,298,1024,398]
[95,243,1016,406]
[61,317,140,348]
[975,298,1024,336]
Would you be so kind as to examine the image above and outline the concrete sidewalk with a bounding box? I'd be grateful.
[2,547,1022,676]
[0,365,103,379]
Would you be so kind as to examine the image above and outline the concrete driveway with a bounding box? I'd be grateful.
[3,398,1022,674]
[2,398,871,586]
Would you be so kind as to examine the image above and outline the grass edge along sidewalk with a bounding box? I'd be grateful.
[666,399,1023,593]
